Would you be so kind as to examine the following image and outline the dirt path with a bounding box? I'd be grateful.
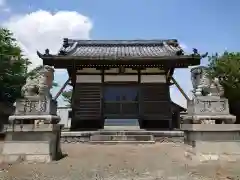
[0,143,239,179]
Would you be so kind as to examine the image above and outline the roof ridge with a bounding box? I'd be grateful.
[68,39,177,42]
[59,38,182,56]
[64,39,178,46]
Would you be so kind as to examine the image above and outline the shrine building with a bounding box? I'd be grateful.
[37,39,200,130]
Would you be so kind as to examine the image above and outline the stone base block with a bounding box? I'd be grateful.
[1,141,54,163]
[185,151,240,162]
[104,119,140,130]
[1,154,52,164]
[181,114,236,124]
[184,141,240,162]
[61,130,183,143]
[90,134,154,142]
[8,115,60,124]
[103,126,141,131]
[88,140,155,144]
[181,124,240,162]
[1,124,63,164]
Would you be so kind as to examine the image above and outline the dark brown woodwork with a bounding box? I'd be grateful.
[71,83,103,130]
[139,83,172,129]
[42,56,200,69]
[76,72,166,75]
[67,67,76,87]
[103,83,139,120]
[39,39,199,131]
[166,68,174,84]
[70,71,179,130]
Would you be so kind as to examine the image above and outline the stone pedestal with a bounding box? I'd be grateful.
[0,124,63,163]
[10,97,60,124]
[183,96,236,124]
[181,124,240,162]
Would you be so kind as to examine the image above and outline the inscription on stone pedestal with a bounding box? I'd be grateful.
[16,99,48,115]
[192,97,229,115]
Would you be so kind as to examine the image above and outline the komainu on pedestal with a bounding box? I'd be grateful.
[183,66,235,124]
[10,65,60,124]
[181,66,240,162]
[1,65,63,164]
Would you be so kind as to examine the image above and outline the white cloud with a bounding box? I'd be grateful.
[0,0,5,6]
[0,0,10,13]
[3,10,93,70]
[2,7,10,12]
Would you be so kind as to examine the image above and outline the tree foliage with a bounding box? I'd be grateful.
[26,65,58,87]
[208,51,240,101]
[62,90,72,105]
[0,28,31,103]
[0,28,59,104]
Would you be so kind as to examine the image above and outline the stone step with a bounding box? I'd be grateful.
[95,130,183,137]
[90,134,154,142]
[103,126,141,131]
[88,140,155,144]
[61,130,183,137]
[61,130,183,143]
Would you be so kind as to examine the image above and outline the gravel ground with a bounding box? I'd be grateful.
[0,143,240,180]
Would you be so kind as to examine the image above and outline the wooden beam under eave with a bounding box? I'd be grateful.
[171,77,190,101]
[41,55,201,69]
[166,68,174,84]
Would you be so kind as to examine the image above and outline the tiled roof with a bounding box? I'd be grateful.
[58,39,184,59]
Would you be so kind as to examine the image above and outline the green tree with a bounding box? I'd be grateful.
[208,51,240,101]
[62,90,72,105]
[0,28,31,103]
[0,28,59,104]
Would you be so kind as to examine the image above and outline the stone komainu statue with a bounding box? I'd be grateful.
[187,66,236,124]
[13,65,58,123]
[21,65,55,99]
[190,66,224,97]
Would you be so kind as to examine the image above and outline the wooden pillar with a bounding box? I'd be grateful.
[101,69,105,128]
[70,67,76,130]
[137,69,142,128]
[168,83,173,130]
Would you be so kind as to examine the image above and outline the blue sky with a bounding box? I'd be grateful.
[1,0,239,107]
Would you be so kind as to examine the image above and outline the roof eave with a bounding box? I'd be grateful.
[37,50,201,68]
[43,57,200,69]
[39,54,200,61]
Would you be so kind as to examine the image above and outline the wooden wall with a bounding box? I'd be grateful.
[71,67,173,130]
[71,83,103,130]
[139,83,172,129]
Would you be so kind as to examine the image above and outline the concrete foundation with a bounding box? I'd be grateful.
[0,124,63,163]
[61,130,184,143]
[181,124,240,162]
[89,134,155,144]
